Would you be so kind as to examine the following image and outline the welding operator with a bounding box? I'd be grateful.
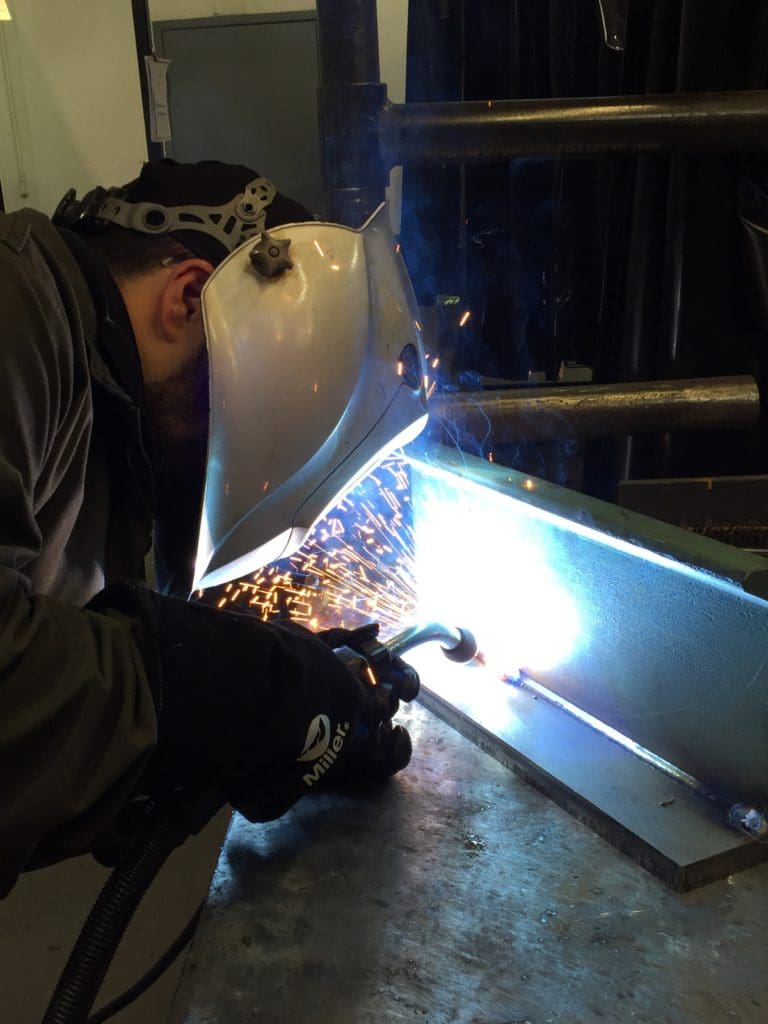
[0,159,415,897]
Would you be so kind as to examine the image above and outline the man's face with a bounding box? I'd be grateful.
[144,342,210,459]
[117,257,214,465]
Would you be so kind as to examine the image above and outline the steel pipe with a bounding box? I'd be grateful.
[316,0,380,84]
[316,0,387,226]
[381,91,768,166]
[428,375,760,444]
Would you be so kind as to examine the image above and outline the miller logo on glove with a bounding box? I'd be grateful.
[297,713,351,781]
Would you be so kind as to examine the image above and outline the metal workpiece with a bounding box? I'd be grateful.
[316,86,388,226]
[412,444,768,596]
[316,0,379,84]
[169,703,768,1024]
[409,655,767,890]
[381,90,768,166]
[406,446,768,806]
[428,374,760,445]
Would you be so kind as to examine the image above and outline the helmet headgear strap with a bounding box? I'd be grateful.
[53,177,277,255]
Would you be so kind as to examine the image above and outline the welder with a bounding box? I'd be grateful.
[0,159,420,898]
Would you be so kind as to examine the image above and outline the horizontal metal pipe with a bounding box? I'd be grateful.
[381,91,768,165]
[428,375,760,444]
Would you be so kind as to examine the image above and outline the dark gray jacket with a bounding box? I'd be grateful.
[0,208,159,894]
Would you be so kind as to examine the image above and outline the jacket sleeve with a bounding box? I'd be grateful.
[0,216,158,896]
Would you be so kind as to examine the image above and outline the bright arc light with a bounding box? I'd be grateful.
[410,467,582,675]
[207,451,583,678]
[411,454,761,602]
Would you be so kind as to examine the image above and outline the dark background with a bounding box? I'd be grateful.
[401,0,768,500]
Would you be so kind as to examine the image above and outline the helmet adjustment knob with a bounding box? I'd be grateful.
[249,232,293,278]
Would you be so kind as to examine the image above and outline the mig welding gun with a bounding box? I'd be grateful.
[324,622,421,780]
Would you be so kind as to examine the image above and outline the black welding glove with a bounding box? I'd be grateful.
[87,584,378,837]
[88,585,417,862]
[295,621,419,786]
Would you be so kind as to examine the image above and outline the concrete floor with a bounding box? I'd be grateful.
[5,705,767,1023]
[169,702,768,1024]
[0,808,230,1023]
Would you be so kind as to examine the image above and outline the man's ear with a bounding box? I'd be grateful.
[159,259,215,342]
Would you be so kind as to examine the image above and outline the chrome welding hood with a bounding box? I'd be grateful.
[193,204,429,590]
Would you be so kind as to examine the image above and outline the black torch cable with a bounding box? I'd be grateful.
[41,817,188,1024]
[87,902,204,1024]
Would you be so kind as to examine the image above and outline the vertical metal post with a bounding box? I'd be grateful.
[316,0,389,226]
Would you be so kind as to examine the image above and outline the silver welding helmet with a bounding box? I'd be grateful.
[193,204,429,590]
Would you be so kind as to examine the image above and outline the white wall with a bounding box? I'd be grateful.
[0,1,147,215]
[0,1,408,219]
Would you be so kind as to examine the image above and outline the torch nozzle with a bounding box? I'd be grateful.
[440,627,478,663]
[386,622,479,664]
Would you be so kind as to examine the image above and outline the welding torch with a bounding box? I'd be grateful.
[325,621,477,779]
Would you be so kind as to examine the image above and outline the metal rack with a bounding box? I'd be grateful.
[316,0,768,227]
[315,0,768,498]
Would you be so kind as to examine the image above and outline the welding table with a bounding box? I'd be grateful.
[168,699,768,1024]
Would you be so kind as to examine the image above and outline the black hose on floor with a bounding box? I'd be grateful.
[87,902,203,1024]
[41,817,188,1024]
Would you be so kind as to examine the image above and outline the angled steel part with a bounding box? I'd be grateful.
[407,445,768,807]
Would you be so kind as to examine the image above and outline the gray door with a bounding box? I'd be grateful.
[154,13,325,217]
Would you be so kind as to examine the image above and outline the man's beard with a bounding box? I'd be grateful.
[144,346,210,472]
[146,347,210,595]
